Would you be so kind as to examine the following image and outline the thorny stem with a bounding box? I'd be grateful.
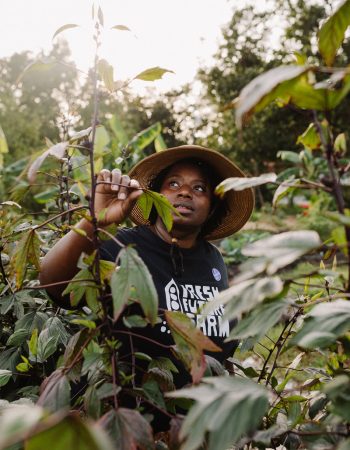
[258,310,300,384]
[313,111,350,292]
[111,351,119,409]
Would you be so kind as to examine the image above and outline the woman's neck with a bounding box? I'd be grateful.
[151,219,200,249]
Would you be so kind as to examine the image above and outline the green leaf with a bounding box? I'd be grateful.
[128,122,161,151]
[215,173,277,197]
[71,319,96,329]
[28,142,68,183]
[0,125,9,169]
[334,132,347,154]
[37,331,58,362]
[165,311,221,384]
[0,404,44,449]
[111,25,131,31]
[228,297,292,341]
[98,408,153,450]
[26,413,114,450]
[325,211,350,227]
[6,328,29,347]
[37,370,71,413]
[234,65,310,128]
[97,59,114,92]
[13,229,41,289]
[291,299,350,348]
[34,187,60,204]
[318,0,350,66]
[203,276,284,322]
[28,328,38,357]
[136,192,153,220]
[16,59,56,85]
[0,369,12,387]
[140,190,180,232]
[143,379,166,408]
[108,115,129,146]
[122,315,148,328]
[52,23,79,40]
[134,66,174,82]
[272,178,301,208]
[277,150,301,163]
[296,123,321,150]
[94,125,110,156]
[154,134,167,152]
[62,268,97,307]
[168,377,269,450]
[111,246,158,324]
[241,230,321,275]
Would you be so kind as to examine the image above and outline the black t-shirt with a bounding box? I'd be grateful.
[100,226,238,386]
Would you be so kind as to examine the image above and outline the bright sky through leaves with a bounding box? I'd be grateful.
[0,0,271,93]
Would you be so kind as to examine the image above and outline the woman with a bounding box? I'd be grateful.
[39,145,254,425]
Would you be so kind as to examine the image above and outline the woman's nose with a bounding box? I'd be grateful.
[177,183,192,197]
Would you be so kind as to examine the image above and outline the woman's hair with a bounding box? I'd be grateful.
[147,158,229,238]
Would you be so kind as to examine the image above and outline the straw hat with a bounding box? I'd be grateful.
[129,145,254,240]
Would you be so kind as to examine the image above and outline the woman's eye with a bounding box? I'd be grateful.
[169,180,179,187]
[194,185,206,192]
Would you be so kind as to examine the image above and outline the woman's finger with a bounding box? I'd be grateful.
[118,174,130,200]
[111,168,122,192]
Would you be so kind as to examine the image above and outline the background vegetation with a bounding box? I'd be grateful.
[1,0,350,449]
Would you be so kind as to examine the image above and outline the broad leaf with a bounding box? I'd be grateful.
[94,125,110,156]
[277,150,301,163]
[97,59,114,92]
[108,115,129,146]
[215,173,276,196]
[296,123,321,150]
[62,268,97,307]
[0,404,44,449]
[273,178,301,207]
[99,408,154,450]
[69,127,92,143]
[111,246,158,324]
[241,230,321,275]
[202,277,284,322]
[154,134,167,152]
[234,65,310,128]
[128,122,161,151]
[291,299,350,348]
[0,369,12,387]
[165,311,221,384]
[134,66,174,82]
[228,297,293,341]
[37,370,71,412]
[26,414,114,450]
[325,211,350,227]
[28,142,68,183]
[13,229,41,289]
[137,190,180,232]
[168,377,269,450]
[318,0,350,66]
[52,23,79,40]
[16,59,56,85]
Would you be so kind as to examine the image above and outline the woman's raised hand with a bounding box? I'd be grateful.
[95,168,142,226]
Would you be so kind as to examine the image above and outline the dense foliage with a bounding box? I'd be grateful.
[1,1,350,449]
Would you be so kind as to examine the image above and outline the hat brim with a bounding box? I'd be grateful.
[128,145,255,240]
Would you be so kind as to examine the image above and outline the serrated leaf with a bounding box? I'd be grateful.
[203,277,284,323]
[28,142,68,183]
[168,377,269,450]
[98,408,153,450]
[318,0,350,66]
[52,23,79,40]
[291,299,350,348]
[228,297,292,341]
[234,65,310,128]
[111,24,131,31]
[134,66,174,82]
[166,311,220,384]
[215,173,276,197]
[37,370,71,412]
[97,59,115,92]
[13,229,41,289]
[111,246,158,324]
[241,230,321,275]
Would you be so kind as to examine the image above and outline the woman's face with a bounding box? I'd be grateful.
[159,161,212,231]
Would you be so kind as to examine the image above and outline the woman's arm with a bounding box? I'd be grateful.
[39,169,142,305]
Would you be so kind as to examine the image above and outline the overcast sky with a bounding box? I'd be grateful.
[0,0,273,92]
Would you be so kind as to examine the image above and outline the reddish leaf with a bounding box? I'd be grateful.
[37,369,70,412]
[165,311,221,384]
[99,408,154,450]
